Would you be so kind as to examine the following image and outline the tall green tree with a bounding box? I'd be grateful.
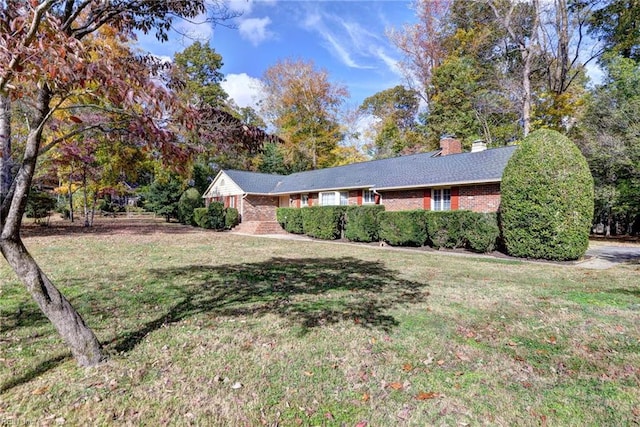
[359,85,427,157]
[261,58,348,171]
[577,55,640,234]
[173,41,227,108]
[588,0,640,62]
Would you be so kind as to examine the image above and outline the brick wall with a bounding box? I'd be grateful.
[380,184,502,213]
[381,190,425,211]
[459,183,501,213]
[243,195,279,221]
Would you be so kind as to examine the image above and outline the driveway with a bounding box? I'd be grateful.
[579,243,640,269]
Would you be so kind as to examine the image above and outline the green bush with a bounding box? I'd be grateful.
[425,211,469,249]
[276,207,304,234]
[344,205,385,242]
[178,187,204,226]
[225,207,239,229]
[500,129,594,260]
[301,206,346,240]
[25,188,56,223]
[194,202,226,230]
[464,213,500,253]
[193,207,209,228]
[207,202,226,230]
[378,210,428,246]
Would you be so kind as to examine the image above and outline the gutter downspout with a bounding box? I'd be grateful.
[372,189,382,205]
[241,193,248,222]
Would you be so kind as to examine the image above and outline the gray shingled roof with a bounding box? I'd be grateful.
[224,170,286,194]
[224,146,518,195]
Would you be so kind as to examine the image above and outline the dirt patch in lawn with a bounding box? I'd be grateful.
[20,215,205,238]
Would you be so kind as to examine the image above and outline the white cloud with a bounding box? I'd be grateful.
[222,73,265,110]
[226,0,254,14]
[239,17,273,46]
[302,10,404,74]
[372,47,404,79]
[174,12,214,43]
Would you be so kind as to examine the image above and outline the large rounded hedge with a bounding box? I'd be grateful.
[500,129,594,261]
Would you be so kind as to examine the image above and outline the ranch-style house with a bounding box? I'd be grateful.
[202,137,517,234]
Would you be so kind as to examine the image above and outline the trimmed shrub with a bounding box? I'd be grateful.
[344,205,385,242]
[207,202,226,230]
[425,211,469,249]
[195,202,225,230]
[500,129,594,260]
[225,207,239,229]
[464,213,500,253]
[193,207,209,228]
[276,207,304,234]
[301,206,346,240]
[378,210,427,246]
[178,187,204,226]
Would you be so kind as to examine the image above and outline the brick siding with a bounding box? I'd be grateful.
[243,195,279,222]
[239,183,502,224]
[381,190,425,211]
[381,184,501,213]
[459,183,501,213]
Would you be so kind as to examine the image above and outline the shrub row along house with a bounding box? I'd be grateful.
[202,137,517,234]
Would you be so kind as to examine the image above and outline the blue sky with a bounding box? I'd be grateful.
[135,0,417,112]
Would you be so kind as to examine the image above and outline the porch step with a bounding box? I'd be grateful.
[232,221,287,235]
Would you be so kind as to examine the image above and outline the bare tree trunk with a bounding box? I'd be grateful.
[68,172,74,223]
[82,168,90,227]
[0,93,11,201]
[0,238,104,366]
[522,51,533,137]
[490,0,540,137]
[0,84,104,367]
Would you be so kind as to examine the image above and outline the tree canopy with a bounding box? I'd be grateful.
[261,58,348,171]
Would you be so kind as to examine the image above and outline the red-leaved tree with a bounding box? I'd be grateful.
[0,0,234,366]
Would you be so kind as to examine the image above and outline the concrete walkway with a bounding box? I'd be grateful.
[578,244,640,270]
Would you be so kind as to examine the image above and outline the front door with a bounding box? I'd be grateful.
[279,195,289,207]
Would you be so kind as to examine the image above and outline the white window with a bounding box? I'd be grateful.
[432,188,451,211]
[228,196,235,208]
[319,191,350,206]
[363,190,375,204]
[301,194,309,207]
[340,191,349,205]
[320,192,336,206]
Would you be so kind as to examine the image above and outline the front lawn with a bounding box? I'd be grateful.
[1,218,638,425]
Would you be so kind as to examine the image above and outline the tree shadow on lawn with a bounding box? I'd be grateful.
[110,256,429,354]
[0,257,428,392]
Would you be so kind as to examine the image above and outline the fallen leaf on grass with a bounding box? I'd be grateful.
[362,393,370,402]
[416,391,440,400]
[507,341,518,347]
[355,421,368,427]
[455,352,470,362]
[402,363,413,372]
[388,382,404,390]
[547,336,557,344]
[231,382,243,389]
[303,371,314,377]
[32,386,49,395]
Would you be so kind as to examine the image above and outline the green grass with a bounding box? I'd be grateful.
[1,217,639,426]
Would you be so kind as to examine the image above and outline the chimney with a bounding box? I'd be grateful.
[439,136,462,156]
[471,139,487,153]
